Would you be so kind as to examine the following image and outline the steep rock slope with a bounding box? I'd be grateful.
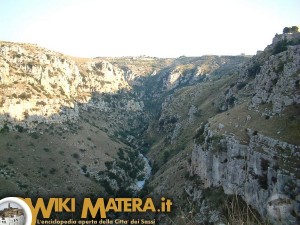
[0,41,134,128]
[0,41,248,202]
[145,33,300,224]
[0,42,145,197]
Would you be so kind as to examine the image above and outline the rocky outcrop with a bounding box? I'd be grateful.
[0,42,135,129]
[162,56,247,91]
[184,33,300,224]
[250,45,300,113]
[189,125,299,224]
[272,33,300,46]
[213,32,300,114]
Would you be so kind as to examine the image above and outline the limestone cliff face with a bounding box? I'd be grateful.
[161,56,246,91]
[0,43,82,97]
[189,125,299,224]
[139,32,300,224]
[214,32,300,113]
[0,42,141,129]
[82,60,129,93]
[250,45,300,113]
[185,33,300,224]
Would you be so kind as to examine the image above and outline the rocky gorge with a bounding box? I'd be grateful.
[0,31,299,224]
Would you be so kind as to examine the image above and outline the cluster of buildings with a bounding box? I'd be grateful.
[0,203,24,225]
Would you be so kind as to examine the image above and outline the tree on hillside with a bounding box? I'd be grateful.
[283,27,290,33]
[291,26,299,33]
[283,26,299,34]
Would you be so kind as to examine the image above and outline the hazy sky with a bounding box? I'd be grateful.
[0,0,299,57]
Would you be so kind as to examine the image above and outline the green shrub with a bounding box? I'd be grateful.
[275,61,285,73]
[117,148,125,160]
[43,148,50,152]
[247,62,261,77]
[104,161,113,170]
[101,180,114,195]
[36,101,47,106]
[49,168,57,174]
[7,158,14,164]
[30,132,39,139]
[81,165,87,173]
[227,96,236,107]
[72,153,80,159]
[0,124,9,133]
[236,82,247,90]
[18,92,31,100]
[261,158,270,171]
[163,151,171,163]
[258,175,268,190]
[15,125,24,132]
[272,39,288,55]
